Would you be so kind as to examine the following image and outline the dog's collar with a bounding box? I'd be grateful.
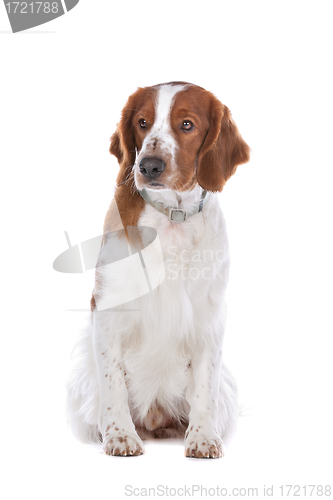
[138,188,209,223]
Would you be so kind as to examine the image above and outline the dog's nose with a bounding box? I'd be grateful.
[139,157,166,179]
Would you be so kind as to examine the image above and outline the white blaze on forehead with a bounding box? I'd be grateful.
[141,84,186,157]
[155,84,185,128]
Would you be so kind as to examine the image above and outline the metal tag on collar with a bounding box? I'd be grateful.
[169,208,187,223]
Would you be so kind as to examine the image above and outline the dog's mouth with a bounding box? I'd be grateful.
[147,182,166,189]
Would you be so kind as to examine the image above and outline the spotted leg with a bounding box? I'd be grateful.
[185,343,225,459]
[94,311,144,456]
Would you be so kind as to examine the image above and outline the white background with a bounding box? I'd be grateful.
[1,1,333,498]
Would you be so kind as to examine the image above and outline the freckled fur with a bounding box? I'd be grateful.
[66,82,250,458]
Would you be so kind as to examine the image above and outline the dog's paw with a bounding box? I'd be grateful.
[185,428,224,459]
[103,433,144,456]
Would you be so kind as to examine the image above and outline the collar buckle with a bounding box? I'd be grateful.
[169,208,187,223]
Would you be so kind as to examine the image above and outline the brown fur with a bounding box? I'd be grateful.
[196,100,250,192]
[110,86,156,186]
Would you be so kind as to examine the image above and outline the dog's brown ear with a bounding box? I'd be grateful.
[196,97,250,192]
[110,128,123,164]
[110,127,134,186]
[110,89,146,185]
[109,120,136,186]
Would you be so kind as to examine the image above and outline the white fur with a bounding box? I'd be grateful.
[67,85,238,458]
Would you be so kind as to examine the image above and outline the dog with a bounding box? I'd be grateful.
[67,81,250,458]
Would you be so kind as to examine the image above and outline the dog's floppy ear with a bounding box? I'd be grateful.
[196,97,250,192]
[110,128,123,164]
[110,88,146,185]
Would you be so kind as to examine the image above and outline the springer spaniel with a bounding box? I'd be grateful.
[67,82,250,458]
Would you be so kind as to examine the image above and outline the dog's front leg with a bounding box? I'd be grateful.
[94,311,143,456]
[185,344,224,459]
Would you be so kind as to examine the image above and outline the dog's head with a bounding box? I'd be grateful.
[110,82,250,192]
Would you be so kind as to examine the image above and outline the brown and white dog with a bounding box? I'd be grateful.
[67,82,250,458]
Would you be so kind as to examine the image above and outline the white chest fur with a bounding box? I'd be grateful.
[116,195,230,421]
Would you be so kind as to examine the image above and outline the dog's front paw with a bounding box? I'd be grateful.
[103,433,144,456]
[185,428,224,459]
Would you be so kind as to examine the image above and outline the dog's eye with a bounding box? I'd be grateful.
[139,119,147,129]
[182,120,193,131]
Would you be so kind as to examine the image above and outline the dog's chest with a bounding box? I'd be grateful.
[131,203,226,343]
